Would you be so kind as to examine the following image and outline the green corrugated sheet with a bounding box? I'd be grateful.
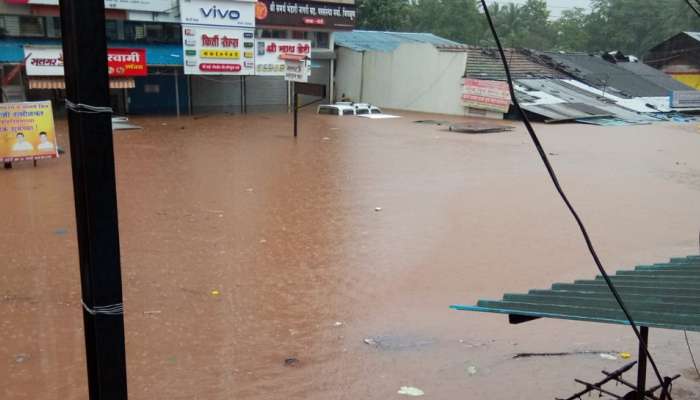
[451,255,700,332]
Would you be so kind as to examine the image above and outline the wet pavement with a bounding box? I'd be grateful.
[2,110,700,399]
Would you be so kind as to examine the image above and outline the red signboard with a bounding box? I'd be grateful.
[107,48,147,77]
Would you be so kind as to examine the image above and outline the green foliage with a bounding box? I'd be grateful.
[354,0,700,56]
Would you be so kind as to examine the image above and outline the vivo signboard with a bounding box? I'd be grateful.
[180,0,256,28]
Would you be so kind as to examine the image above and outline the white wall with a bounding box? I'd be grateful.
[363,43,467,115]
[335,43,468,115]
[334,47,363,102]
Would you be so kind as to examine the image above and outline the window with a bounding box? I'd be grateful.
[291,30,309,40]
[19,16,44,37]
[312,32,330,49]
[259,29,287,39]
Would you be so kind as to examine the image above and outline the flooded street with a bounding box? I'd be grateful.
[3,110,700,399]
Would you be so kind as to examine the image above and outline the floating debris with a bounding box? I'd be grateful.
[513,350,617,359]
[397,386,424,396]
[448,123,515,134]
[284,357,299,367]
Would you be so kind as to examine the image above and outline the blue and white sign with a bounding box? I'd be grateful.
[180,0,256,28]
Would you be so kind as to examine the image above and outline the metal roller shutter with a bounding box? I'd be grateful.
[244,75,287,112]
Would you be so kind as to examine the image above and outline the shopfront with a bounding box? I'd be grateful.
[23,45,148,114]
[251,0,356,108]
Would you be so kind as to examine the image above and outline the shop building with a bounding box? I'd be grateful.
[645,32,700,90]
[188,0,355,113]
[334,30,468,115]
[0,0,356,115]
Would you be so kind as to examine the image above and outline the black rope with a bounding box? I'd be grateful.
[478,0,671,396]
[686,0,700,17]
[684,330,700,379]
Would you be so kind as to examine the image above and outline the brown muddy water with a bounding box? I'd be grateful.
[2,110,700,399]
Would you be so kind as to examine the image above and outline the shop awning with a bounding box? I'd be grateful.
[28,77,135,90]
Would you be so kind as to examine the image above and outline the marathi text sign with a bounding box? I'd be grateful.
[182,25,255,75]
[180,0,256,28]
[255,0,356,30]
[107,48,147,76]
[462,79,511,113]
[0,101,58,163]
[255,39,311,76]
[24,46,147,77]
[284,59,309,82]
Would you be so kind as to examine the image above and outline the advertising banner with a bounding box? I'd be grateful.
[284,59,309,82]
[24,46,147,77]
[182,25,255,75]
[24,46,64,76]
[255,0,356,30]
[16,0,172,12]
[462,79,511,113]
[107,48,147,76]
[255,39,311,76]
[180,0,256,28]
[0,101,58,163]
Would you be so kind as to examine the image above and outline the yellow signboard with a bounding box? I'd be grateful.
[0,101,58,162]
[200,49,240,59]
[244,51,254,59]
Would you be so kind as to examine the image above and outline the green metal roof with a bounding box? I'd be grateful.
[451,255,700,332]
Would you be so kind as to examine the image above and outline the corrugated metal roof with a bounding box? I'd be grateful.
[451,255,700,332]
[684,32,700,42]
[516,79,658,123]
[0,38,182,65]
[616,62,693,92]
[536,52,674,98]
[334,30,466,52]
[465,47,563,81]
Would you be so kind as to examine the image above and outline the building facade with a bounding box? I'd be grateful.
[645,32,700,90]
[0,0,355,114]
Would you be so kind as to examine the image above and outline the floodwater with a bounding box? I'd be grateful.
[2,110,700,400]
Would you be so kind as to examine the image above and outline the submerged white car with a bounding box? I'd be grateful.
[318,102,383,116]
[317,104,356,116]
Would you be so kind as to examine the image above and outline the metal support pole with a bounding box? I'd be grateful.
[239,76,244,114]
[174,68,180,117]
[59,1,128,399]
[637,326,649,400]
[243,75,247,114]
[293,83,298,137]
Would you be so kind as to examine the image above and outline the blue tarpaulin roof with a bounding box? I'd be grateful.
[0,38,182,65]
[334,30,465,52]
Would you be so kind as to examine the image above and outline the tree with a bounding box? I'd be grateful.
[552,8,590,51]
[355,0,413,31]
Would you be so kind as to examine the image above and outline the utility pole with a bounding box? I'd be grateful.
[58,1,128,399]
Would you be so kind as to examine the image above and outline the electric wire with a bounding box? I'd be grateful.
[685,0,700,17]
[478,0,671,395]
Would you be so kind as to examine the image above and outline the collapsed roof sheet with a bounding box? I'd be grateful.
[516,79,658,123]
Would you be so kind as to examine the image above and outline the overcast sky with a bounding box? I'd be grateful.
[494,0,592,18]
